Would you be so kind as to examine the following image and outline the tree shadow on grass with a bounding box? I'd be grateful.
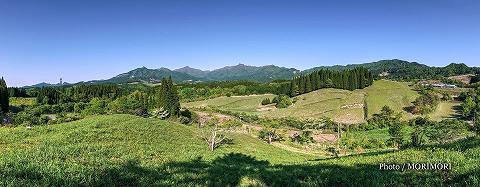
[2,152,478,186]
[309,149,396,161]
[98,153,471,187]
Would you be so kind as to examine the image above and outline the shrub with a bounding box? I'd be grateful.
[273,95,292,108]
[222,119,243,129]
[261,98,271,105]
[179,116,191,124]
[133,108,149,117]
[258,129,283,144]
[291,130,315,144]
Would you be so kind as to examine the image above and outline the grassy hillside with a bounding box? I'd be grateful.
[361,80,419,119]
[0,115,478,186]
[185,80,420,123]
[183,94,275,114]
[429,101,462,121]
[263,89,365,124]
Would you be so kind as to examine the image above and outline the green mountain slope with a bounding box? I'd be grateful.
[181,64,299,82]
[92,67,202,84]
[305,59,479,79]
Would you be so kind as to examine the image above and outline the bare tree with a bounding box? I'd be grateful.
[201,115,228,151]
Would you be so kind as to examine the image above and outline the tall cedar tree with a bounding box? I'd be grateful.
[0,77,9,113]
[158,77,180,117]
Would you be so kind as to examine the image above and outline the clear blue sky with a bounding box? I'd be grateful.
[1,0,479,86]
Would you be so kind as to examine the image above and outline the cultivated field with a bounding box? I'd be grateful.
[0,114,478,186]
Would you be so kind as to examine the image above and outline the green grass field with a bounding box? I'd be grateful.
[0,115,478,186]
[263,89,365,124]
[183,94,275,114]
[361,80,419,119]
[429,101,462,121]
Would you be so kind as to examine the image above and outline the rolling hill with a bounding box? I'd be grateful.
[184,80,421,123]
[1,114,478,186]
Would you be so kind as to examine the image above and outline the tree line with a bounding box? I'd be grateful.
[289,67,373,96]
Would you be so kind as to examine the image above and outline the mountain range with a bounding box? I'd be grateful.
[24,59,479,88]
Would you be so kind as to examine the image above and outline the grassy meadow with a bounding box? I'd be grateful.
[183,94,275,114]
[184,80,424,123]
[0,114,478,186]
[429,101,462,121]
[361,80,419,119]
[263,89,365,124]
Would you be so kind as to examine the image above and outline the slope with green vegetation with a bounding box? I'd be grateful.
[183,94,276,114]
[429,101,462,121]
[362,80,419,119]
[305,59,480,80]
[263,89,365,123]
[185,80,421,123]
[0,114,478,186]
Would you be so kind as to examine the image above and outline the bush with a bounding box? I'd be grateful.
[179,116,191,124]
[133,108,149,117]
[258,129,283,144]
[291,131,315,144]
[261,98,271,105]
[273,95,292,108]
[222,119,243,129]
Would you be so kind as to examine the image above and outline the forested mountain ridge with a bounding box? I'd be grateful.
[174,66,210,78]
[81,67,203,85]
[175,64,299,82]
[304,59,480,80]
[23,60,479,87]
[201,64,299,82]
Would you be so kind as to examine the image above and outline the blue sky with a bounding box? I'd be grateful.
[0,0,479,86]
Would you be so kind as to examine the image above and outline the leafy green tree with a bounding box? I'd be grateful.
[388,121,406,149]
[427,119,469,144]
[474,120,480,136]
[462,96,476,118]
[409,117,434,147]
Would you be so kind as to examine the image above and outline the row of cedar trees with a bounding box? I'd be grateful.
[289,67,374,96]
[0,77,9,113]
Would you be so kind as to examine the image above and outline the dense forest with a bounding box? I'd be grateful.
[290,67,373,96]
